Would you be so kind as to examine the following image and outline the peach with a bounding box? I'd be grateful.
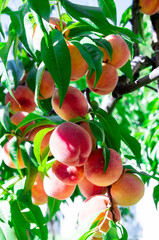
[139,0,159,15]
[86,62,118,95]
[52,160,85,185]
[49,122,92,166]
[27,124,55,156]
[31,173,48,205]
[110,172,145,206]
[2,138,25,169]
[84,148,123,187]
[10,111,35,134]
[39,70,55,100]
[32,17,67,51]
[78,176,107,198]
[5,85,36,113]
[79,121,96,150]
[43,168,76,200]
[78,195,121,238]
[52,86,88,121]
[67,41,89,80]
[99,34,130,69]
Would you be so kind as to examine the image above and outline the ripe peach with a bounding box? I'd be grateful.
[52,86,88,121]
[67,41,89,80]
[2,138,25,169]
[84,148,123,187]
[32,17,67,51]
[78,195,121,238]
[39,70,55,100]
[78,176,107,198]
[27,124,55,156]
[79,121,96,150]
[86,62,118,95]
[49,122,92,166]
[5,85,36,113]
[52,160,85,185]
[31,173,48,205]
[139,0,159,15]
[43,168,76,200]
[99,34,130,69]
[110,172,145,206]
[10,111,35,134]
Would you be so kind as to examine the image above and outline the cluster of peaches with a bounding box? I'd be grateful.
[3,82,145,238]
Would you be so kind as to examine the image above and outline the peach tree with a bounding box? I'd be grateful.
[0,0,159,239]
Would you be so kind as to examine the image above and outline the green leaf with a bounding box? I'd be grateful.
[0,24,16,67]
[120,6,132,27]
[83,42,103,87]
[41,30,71,107]
[20,141,38,195]
[33,127,54,165]
[27,0,50,22]
[9,4,35,58]
[93,38,113,60]
[120,127,141,165]
[98,0,117,25]
[119,60,133,82]
[104,227,119,240]
[0,104,15,132]
[153,184,159,209]
[47,197,61,221]
[103,146,110,173]
[96,108,121,151]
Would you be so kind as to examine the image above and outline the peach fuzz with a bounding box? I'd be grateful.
[2,138,25,169]
[49,122,92,166]
[31,173,48,205]
[67,41,89,81]
[78,195,121,238]
[52,160,85,185]
[10,111,35,134]
[5,85,36,113]
[99,34,130,69]
[39,70,55,100]
[27,125,55,156]
[139,0,159,15]
[43,168,76,200]
[79,121,96,150]
[32,17,67,51]
[110,172,145,206]
[78,176,107,198]
[86,62,118,95]
[84,148,123,187]
[52,86,88,121]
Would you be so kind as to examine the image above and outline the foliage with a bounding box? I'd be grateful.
[0,0,159,239]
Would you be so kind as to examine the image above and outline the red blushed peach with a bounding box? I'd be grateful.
[139,0,159,15]
[27,125,55,156]
[78,176,107,198]
[5,85,36,113]
[10,111,35,134]
[31,173,48,205]
[84,148,123,187]
[67,41,89,81]
[43,168,76,200]
[32,17,67,51]
[110,172,145,206]
[39,70,55,100]
[52,86,88,121]
[79,121,96,150]
[2,138,25,169]
[52,160,84,185]
[78,195,121,238]
[49,122,92,166]
[86,62,118,95]
[99,34,130,69]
